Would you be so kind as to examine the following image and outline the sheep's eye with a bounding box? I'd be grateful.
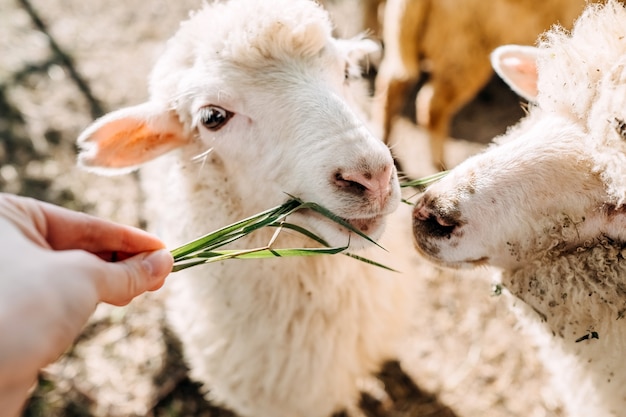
[199,106,233,131]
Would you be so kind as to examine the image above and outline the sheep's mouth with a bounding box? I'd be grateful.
[466,256,489,266]
[343,215,384,234]
[297,208,385,238]
[412,238,489,268]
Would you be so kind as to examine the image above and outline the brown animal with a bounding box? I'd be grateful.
[362,0,386,36]
[319,0,386,38]
[373,0,596,170]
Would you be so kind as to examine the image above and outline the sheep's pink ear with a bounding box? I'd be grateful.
[77,101,189,175]
[491,45,539,102]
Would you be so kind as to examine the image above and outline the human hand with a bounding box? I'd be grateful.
[0,193,173,416]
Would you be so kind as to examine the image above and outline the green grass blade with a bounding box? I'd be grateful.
[172,232,250,262]
[196,246,347,259]
[400,171,449,190]
[295,200,384,250]
[170,196,396,272]
[342,253,398,272]
[173,246,349,271]
[171,259,212,272]
[171,199,302,259]
[269,222,331,247]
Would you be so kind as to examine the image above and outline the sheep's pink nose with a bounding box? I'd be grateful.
[333,163,394,207]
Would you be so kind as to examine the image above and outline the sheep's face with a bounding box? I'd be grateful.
[76,0,399,248]
[179,56,400,248]
[413,38,626,270]
[412,114,608,269]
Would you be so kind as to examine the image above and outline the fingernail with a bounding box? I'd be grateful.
[142,249,174,281]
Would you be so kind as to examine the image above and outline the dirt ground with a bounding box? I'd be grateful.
[2,0,563,416]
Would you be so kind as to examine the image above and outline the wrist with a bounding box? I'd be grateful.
[0,375,36,417]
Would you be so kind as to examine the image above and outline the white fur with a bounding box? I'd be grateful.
[77,1,414,416]
[412,1,626,416]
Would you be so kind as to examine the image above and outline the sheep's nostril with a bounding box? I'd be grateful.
[334,171,368,195]
[424,214,457,237]
[333,164,393,207]
[413,202,459,238]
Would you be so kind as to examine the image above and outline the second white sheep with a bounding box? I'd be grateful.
[412,1,626,415]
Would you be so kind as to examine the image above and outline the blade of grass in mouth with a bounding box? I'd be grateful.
[170,197,395,272]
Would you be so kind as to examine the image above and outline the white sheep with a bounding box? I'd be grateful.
[76,1,415,416]
[412,1,626,415]
[373,0,598,171]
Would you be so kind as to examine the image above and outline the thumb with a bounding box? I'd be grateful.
[96,249,173,306]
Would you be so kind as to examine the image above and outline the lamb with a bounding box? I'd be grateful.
[373,0,597,171]
[75,1,415,416]
[411,1,626,415]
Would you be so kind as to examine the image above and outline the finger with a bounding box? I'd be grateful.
[0,193,166,254]
[93,249,173,306]
[93,250,135,262]
[38,200,166,254]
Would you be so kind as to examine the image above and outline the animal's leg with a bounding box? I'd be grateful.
[361,0,384,36]
[373,0,422,146]
[373,74,418,145]
[418,63,493,170]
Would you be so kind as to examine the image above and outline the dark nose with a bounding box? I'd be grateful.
[333,162,394,208]
[412,195,461,239]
